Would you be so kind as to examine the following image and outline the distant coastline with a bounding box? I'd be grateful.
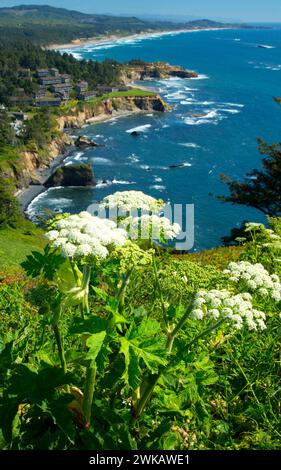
[48,27,239,51]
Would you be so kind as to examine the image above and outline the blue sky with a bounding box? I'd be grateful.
[0,0,280,22]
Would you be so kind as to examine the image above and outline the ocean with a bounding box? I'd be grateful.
[28,27,281,250]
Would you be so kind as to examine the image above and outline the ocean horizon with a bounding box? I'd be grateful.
[28,27,281,251]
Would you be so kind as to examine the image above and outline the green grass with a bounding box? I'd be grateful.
[0,146,20,165]
[108,89,157,98]
[83,89,157,106]
[0,219,45,271]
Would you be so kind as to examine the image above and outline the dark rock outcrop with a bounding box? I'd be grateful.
[121,62,198,83]
[75,135,101,148]
[44,163,95,188]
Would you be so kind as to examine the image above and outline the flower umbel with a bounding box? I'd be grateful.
[224,261,281,302]
[191,289,267,331]
[99,190,165,214]
[121,214,181,242]
[45,212,128,259]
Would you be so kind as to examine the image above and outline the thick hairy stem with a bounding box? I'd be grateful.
[82,364,97,427]
[131,297,226,426]
[53,322,67,374]
[116,269,133,311]
[82,266,92,315]
[152,254,167,325]
[131,374,160,426]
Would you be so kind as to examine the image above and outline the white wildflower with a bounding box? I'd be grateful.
[224,261,281,303]
[45,213,128,260]
[99,190,164,214]
[122,214,181,242]
[45,230,60,241]
[191,289,267,332]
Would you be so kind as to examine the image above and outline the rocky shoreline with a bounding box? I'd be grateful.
[16,93,169,212]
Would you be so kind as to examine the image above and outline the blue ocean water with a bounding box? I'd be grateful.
[29,28,281,250]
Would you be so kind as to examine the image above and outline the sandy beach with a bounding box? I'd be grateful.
[47,27,233,51]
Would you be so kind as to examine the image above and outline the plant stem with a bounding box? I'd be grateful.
[52,312,67,374]
[131,298,227,425]
[82,266,92,315]
[152,254,167,326]
[131,374,160,427]
[82,364,97,427]
[116,269,133,311]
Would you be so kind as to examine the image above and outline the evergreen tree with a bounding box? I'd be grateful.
[219,138,281,217]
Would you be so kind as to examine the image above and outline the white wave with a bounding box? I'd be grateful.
[153,176,163,182]
[191,74,209,80]
[73,151,84,160]
[183,110,219,126]
[126,124,152,134]
[234,38,241,42]
[93,157,113,165]
[140,165,151,170]
[258,44,275,49]
[179,143,200,148]
[165,91,187,100]
[128,153,140,163]
[180,99,196,105]
[220,108,240,114]
[149,185,166,191]
[95,179,136,188]
[223,102,244,108]
[181,99,215,106]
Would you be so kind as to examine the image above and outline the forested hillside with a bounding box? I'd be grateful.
[0,4,240,45]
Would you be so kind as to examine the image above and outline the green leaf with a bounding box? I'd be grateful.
[0,341,13,378]
[45,395,75,444]
[86,331,107,366]
[55,261,82,293]
[119,321,167,389]
[161,431,181,450]
[0,397,20,443]
[21,246,64,280]
[92,286,108,301]
[119,338,141,389]
[69,316,108,335]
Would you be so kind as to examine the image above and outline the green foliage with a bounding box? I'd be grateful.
[0,5,228,46]
[0,221,280,450]
[0,38,121,106]
[219,137,281,217]
[0,179,22,229]
[21,245,65,281]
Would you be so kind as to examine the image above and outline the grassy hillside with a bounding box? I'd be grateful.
[0,219,45,273]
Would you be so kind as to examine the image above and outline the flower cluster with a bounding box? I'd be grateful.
[121,214,181,242]
[224,261,281,302]
[112,240,154,273]
[99,191,165,214]
[191,289,267,331]
[46,212,127,259]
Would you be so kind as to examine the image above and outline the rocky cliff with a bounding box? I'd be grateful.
[44,163,95,188]
[12,93,168,192]
[120,62,198,82]
[56,94,169,130]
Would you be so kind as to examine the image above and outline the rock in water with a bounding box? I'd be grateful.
[75,135,101,148]
[44,164,95,187]
[130,131,141,137]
